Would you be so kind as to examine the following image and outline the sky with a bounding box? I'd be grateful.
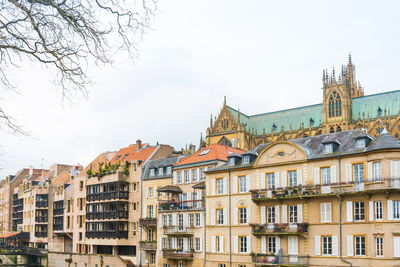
[1,0,400,177]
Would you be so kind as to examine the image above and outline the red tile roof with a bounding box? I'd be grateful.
[51,172,72,185]
[109,144,169,166]
[80,151,116,176]
[174,144,244,167]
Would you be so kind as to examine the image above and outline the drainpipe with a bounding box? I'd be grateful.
[203,185,207,267]
[338,156,352,267]
[139,167,143,267]
[228,169,232,267]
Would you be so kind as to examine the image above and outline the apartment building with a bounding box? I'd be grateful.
[139,156,182,266]
[206,129,400,267]
[157,144,244,267]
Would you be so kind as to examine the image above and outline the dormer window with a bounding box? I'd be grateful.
[166,167,172,175]
[323,143,333,154]
[199,149,210,156]
[149,169,155,177]
[228,157,235,166]
[355,138,367,150]
[158,168,164,176]
[242,156,250,165]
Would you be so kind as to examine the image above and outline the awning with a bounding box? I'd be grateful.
[157,185,182,193]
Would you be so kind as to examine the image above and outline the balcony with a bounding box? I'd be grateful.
[162,250,194,260]
[163,226,195,236]
[35,216,48,223]
[53,224,64,231]
[159,200,203,212]
[36,201,48,208]
[250,223,308,236]
[139,218,157,228]
[86,191,129,202]
[86,211,129,220]
[251,254,309,266]
[34,232,47,238]
[53,208,64,216]
[86,230,128,239]
[140,241,157,251]
[13,205,23,212]
[12,218,23,225]
[251,178,400,203]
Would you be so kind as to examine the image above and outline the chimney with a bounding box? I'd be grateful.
[29,166,33,175]
[136,139,142,150]
[189,144,196,155]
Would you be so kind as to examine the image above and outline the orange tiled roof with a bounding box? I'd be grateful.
[174,144,244,167]
[51,172,72,185]
[0,232,19,238]
[80,151,117,176]
[109,144,168,166]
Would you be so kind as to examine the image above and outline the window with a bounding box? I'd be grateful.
[162,237,167,248]
[168,238,173,249]
[218,265,226,267]
[322,236,332,255]
[228,158,235,166]
[353,163,365,183]
[354,236,366,256]
[201,168,206,181]
[148,187,153,198]
[354,202,365,221]
[147,228,154,241]
[328,91,342,118]
[189,214,194,226]
[216,179,224,194]
[158,167,163,176]
[268,237,276,253]
[185,170,190,183]
[192,169,198,182]
[163,215,168,227]
[199,149,210,156]
[323,143,333,154]
[288,171,297,187]
[196,213,201,227]
[178,262,183,267]
[355,138,367,150]
[239,236,247,253]
[150,252,156,264]
[373,162,381,181]
[320,203,332,223]
[266,173,275,189]
[164,264,170,267]
[217,209,224,225]
[148,205,154,218]
[149,169,155,177]
[216,236,223,252]
[189,238,193,250]
[177,238,183,250]
[168,214,173,226]
[195,237,201,251]
[239,265,247,267]
[375,201,383,220]
[167,167,172,175]
[267,206,275,224]
[239,176,247,193]
[243,156,250,165]
[289,205,298,223]
[178,214,183,227]
[132,222,137,236]
[394,200,400,219]
[177,171,183,184]
[321,167,331,185]
[239,207,247,224]
[376,237,383,257]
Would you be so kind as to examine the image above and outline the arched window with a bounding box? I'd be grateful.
[328,91,342,118]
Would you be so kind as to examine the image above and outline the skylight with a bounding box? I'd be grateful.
[122,153,129,159]
[199,149,210,156]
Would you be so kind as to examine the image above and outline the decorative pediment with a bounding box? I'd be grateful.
[255,142,307,166]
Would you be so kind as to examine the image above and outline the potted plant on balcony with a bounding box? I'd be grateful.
[267,252,275,262]
[272,190,276,197]
[249,251,256,262]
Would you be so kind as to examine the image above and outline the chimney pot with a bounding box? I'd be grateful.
[136,139,142,150]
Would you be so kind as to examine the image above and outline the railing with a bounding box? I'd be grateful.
[251,177,400,202]
[12,218,23,225]
[0,246,48,257]
[53,224,64,231]
[13,205,23,212]
[162,250,194,260]
[86,211,129,220]
[34,231,47,238]
[53,208,64,216]
[163,226,195,236]
[36,201,48,208]
[13,199,23,207]
[86,191,129,202]
[250,223,308,235]
[86,230,128,239]
[35,216,48,223]
[139,218,157,227]
[140,241,157,250]
[159,200,203,212]
[252,254,309,266]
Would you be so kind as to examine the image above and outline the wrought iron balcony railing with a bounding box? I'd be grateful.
[159,200,203,212]
[250,223,308,236]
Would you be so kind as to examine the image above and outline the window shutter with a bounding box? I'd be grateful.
[394,236,400,257]
[199,237,203,251]
[275,172,280,189]
[211,179,215,196]
[173,238,177,249]
[314,167,320,185]
[261,173,266,190]
[332,235,338,256]
[369,201,374,221]
[198,168,201,181]
[234,208,238,225]
[144,205,147,218]
[327,203,332,222]
[388,200,393,220]
[200,213,203,227]
[211,236,216,253]
[347,235,353,256]
[246,175,251,192]
[159,215,162,227]
[233,236,238,253]
[183,213,188,226]
[297,169,303,185]
[288,236,298,255]
[247,207,251,223]
[159,237,162,251]
[282,205,287,223]
[391,160,395,178]
[315,235,321,256]
[188,170,192,183]
[346,201,353,222]
[331,165,337,183]
[247,236,251,253]
[368,162,373,181]
[346,164,352,183]
[211,208,215,225]
[281,171,287,187]
[223,208,228,225]
[275,205,280,223]
[297,204,303,223]
[320,203,326,222]
[220,236,224,252]
[261,236,267,254]
[223,178,227,194]
[187,192,191,201]
[173,172,177,184]
[173,214,177,226]
[233,176,238,194]
[261,206,266,224]
[183,238,188,251]
[276,237,281,252]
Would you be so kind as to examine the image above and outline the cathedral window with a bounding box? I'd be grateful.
[328,91,342,118]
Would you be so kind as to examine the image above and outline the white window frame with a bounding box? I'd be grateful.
[195,213,201,227]
[267,206,275,224]
[239,207,247,224]
[217,209,224,225]
[320,203,332,223]
[375,237,383,257]
[189,214,194,226]
[268,236,276,253]
[373,162,381,181]
[323,143,333,154]
[321,167,331,185]
[288,170,297,187]
[217,179,224,195]
[353,163,365,183]
[322,236,333,255]
[242,156,250,165]
[195,237,201,251]
[394,200,400,220]
[354,236,366,256]
[239,176,246,193]
[177,171,183,184]
[375,201,383,221]
[354,201,365,221]
[192,169,198,182]
[267,173,275,189]
[289,205,298,223]
[239,236,247,253]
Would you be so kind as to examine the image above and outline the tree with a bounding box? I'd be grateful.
[0,0,157,134]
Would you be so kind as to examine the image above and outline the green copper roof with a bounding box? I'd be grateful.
[228,90,400,135]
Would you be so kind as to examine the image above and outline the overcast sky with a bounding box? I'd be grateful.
[1,0,400,177]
